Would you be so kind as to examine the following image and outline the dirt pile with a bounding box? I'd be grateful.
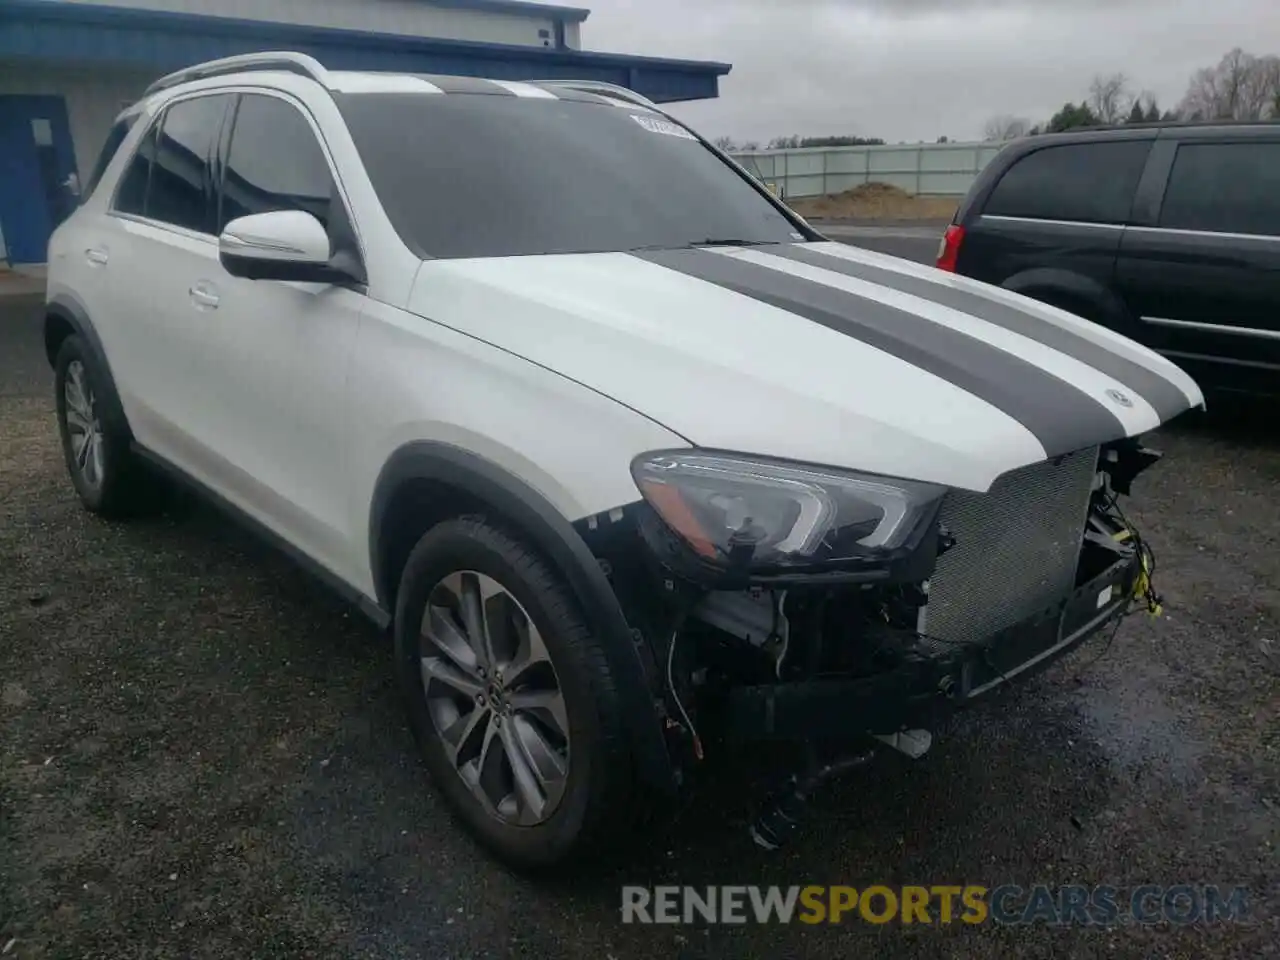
[788,182,959,221]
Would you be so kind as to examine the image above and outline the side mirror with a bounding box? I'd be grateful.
[219,210,353,284]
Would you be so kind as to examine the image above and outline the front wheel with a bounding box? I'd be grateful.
[393,517,638,871]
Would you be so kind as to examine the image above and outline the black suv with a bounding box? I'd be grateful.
[939,124,1280,397]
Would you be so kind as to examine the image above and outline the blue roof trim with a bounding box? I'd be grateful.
[406,0,592,24]
[0,1,728,102]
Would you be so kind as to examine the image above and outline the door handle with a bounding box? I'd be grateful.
[85,247,108,266]
[188,284,220,309]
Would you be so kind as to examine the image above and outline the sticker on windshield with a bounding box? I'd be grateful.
[630,114,697,140]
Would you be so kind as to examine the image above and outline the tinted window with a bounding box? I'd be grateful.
[335,93,804,259]
[984,141,1153,224]
[84,114,137,201]
[218,94,334,233]
[112,121,157,216]
[1159,142,1280,236]
[145,95,228,233]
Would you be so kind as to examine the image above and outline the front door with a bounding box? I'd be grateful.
[200,91,364,584]
[0,95,78,264]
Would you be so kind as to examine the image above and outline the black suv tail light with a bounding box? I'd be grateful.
[936,224,965,273]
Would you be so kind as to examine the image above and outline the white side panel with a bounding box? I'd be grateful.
[726,141,1007,200]
[36,0,562,47]
[344,295,686,599]
[0,62,152,177]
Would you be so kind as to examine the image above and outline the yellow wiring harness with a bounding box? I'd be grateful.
[1112,527,1163,618]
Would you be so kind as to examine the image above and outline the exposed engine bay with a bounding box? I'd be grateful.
[577,439,1163,781]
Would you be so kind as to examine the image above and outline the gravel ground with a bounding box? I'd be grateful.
[1,289,1277,959]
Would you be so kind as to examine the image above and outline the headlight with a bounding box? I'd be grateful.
[631,451,946,573]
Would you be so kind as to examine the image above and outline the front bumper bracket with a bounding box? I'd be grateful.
[722,554,1139,741]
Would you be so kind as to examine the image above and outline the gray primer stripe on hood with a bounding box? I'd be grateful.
[773,242,1189,422]
[631,248,1127,458]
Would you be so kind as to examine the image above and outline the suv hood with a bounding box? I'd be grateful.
[408,241,1203,492]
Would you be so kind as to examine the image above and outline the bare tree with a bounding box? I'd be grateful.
[982,114,1032,141]
[1249,55,1280,118]
[1088,72,1133,126]
[1180,48,1279,120]
[712,135,738,151]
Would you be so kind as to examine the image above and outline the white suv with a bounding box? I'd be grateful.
[45,52,1203,870]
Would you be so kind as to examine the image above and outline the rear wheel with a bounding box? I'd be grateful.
[393,516,637,871]
[53,335,161,518]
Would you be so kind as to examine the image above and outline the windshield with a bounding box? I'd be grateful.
[334,92,808,259]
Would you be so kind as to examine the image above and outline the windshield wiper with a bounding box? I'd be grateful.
[623,239,784,254]
[692,238,779,248]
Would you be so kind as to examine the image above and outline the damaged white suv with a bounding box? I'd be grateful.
[45,53,1202,870]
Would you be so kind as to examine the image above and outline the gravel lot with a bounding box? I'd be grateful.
[2,250,1278,959]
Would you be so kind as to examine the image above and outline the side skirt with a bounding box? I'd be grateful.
[131,442,393,632]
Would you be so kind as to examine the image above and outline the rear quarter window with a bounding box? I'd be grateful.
[1158,141,1280,237]
[83,114,137,201]
[983,140,1154,224]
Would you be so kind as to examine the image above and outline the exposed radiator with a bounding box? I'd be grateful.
[920,446,1100,649]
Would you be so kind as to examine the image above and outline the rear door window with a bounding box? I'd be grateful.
[112,94,231,233]
[984,141,1153,224]
[146,95,231,234]
[1158,141,1280,237]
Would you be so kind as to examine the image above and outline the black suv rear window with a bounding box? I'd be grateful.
[984,140,1153,224]
[334,92,803,259]
[1159,141,1280,237]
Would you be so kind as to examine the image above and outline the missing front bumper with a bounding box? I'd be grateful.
[721,554,1139,741]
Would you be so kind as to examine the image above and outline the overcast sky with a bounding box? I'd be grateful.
[583,0,1280,144]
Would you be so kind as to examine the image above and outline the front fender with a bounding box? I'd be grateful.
[369,441,679,796]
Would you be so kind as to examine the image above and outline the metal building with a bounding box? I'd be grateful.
[0,0,731,264]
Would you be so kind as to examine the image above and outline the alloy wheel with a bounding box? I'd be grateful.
[64,360,104,491]
[420,571,570,826]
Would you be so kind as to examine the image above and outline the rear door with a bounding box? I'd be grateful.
[101,92,235,462]
[958,138,1153,331]
[1116,132,1280,392]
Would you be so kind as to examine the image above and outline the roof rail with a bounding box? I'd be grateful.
[143,52,329,97]
[530,79,657,109]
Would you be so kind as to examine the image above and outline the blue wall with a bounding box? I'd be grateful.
[0,1,729,103]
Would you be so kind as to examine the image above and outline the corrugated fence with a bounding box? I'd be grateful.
[729,141,1009,199]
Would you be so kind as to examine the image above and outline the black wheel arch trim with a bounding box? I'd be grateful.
[1000,268,1133,330]
[44,293,133,440]
[369,441,677,796]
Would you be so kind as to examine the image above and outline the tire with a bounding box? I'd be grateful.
[53,335,161,518]
[393,516,637,871]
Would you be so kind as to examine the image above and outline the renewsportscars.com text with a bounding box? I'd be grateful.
[620,884,1250,927]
